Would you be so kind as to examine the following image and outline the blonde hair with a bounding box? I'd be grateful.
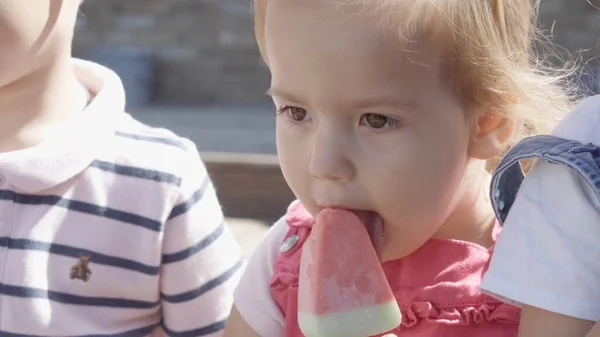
[253,0,579,167]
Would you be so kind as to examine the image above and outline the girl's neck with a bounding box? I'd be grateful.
[433,161,497,248]
[0,54,88,153]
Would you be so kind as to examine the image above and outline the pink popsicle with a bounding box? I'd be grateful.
[298,209,401,337]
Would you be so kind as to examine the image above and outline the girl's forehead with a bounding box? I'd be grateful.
[265,0,390,30]
[263,0,444,61]
[264,4,445,112]
[264,1,441,72]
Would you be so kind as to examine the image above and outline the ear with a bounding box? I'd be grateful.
[468,114,515,160]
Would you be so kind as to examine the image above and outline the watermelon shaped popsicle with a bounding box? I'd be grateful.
[298,209,401,337]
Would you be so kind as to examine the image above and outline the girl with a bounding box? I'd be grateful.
[224,0,575,335]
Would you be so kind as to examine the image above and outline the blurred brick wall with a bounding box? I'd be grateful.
[538,0,600,60]
[73,0,600,105]
[74,0,270,105]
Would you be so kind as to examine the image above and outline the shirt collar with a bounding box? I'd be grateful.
[0,58,126,192]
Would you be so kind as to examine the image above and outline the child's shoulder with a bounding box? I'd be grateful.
[284,200,315,228]
[78,58,206,184]
[106,113,207,185]
[553,94,600,144]
[240,201,310,274]
[250,200,313,258]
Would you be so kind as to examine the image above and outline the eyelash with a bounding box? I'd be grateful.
[276,105,401,133]
[276,105,305,129]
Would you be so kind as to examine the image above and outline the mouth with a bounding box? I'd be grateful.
[324,206,384,261]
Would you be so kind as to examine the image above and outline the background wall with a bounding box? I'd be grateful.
[74,0,600,106]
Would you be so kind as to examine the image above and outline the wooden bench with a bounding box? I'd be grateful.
[202,152,295,223]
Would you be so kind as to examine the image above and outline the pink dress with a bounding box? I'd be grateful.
[268,203,520,336]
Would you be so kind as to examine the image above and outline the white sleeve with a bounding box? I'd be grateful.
[481,160,600,321]
[233,216,288,337]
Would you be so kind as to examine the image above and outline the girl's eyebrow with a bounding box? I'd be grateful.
[266,87,302,103]
[343,96,418,110]
[267,87,417,109]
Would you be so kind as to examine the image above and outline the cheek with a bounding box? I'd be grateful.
[416,110,471,190]
[372,124,469,219]
[415,129,470,203]
[427,151,469,205]
[276,121,310,200]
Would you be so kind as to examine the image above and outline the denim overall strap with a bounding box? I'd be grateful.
[491,135,600,225]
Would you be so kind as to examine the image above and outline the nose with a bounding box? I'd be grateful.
[308,126,356,183]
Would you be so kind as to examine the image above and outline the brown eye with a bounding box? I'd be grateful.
[363,113,389,128]
[289,107,307,121]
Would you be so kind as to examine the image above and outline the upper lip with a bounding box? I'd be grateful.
[319,204,369,212]
[319,203,354,209]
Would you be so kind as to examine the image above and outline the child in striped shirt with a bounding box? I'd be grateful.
[0,1,244,336]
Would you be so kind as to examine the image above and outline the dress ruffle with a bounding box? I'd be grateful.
[401,301,520,328]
